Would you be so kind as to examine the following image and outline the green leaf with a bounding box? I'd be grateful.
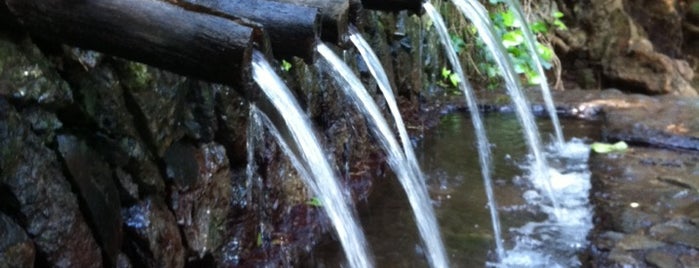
[553,19,568,30]
[441,66,452,80]
[536,43,554,62]
[530,21,548,34]
[281,59,292,72]
[501,10,519,28]
[553,11,565,19]
[451,34,466,54]
[502,30,524,48]
[256,232,263,246]
[591,141,628,154]
[306,197,322,207]
[448,73,461,87]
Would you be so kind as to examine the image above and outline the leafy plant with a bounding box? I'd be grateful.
[306,197,322,207]
[441,66,461,87]
[280,59,292,72]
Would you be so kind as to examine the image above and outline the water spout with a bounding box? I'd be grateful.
[449,0,559,217]
[316,43,449,268]
[503,0,565,147]
[422,1,504,261]
[251,50,373,268]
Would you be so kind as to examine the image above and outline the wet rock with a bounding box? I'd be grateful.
[57,50,165,194]
[56,134,122,264]
[114,60,188,157]
[645,250,679,268]
[214,86,248,166]
[650,219,699,249]
[0,37,73,107]
[122,197,184,268]
[617,234,666,251]
[589,144,699,266]
[0,100,102,267]
[183,81,217,142]
[21,106,62,143]
[168,142,232,259]
[0,213,35,268]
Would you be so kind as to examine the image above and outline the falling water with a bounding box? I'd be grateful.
[347,24,423,189]
[449,0,559,214]
[316,43,449,268]
[251,51,373,268]
[422,2,505,261]
[503,0,565,146]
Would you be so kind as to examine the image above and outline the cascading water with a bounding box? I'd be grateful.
[502,0,565,147]
[347,24,423,192]
[251,50,373,268]
[316,43,449,268]
[449,0,560,215]
[422,2,505,261]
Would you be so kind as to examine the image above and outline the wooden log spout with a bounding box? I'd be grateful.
[274,0,352,44]
[361,0,424,13]
[168,0,320,62]
[5,0,265,88]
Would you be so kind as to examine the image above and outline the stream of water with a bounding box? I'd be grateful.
[251,50,372,268]
[449,0,560,217]
[423,2,504,260]
[503,0,565,146]
[316,43,449,268]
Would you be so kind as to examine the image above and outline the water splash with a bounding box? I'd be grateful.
[449,0,559,216]
[503,0,565,146]
[422,1,505,261]
[498,139,593,267]
[316,43,449,268]
[251,50,373,268]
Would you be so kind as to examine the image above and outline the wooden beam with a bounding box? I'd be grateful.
[361,0,424,14]
[6,0,264,89]
[168,0,320,62]
[274,0,351,44]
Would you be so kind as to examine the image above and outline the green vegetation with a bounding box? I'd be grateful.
[306,197,322,207]
[281,59,292,72]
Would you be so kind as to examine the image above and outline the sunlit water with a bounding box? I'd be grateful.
[449,0,559,218]
[423,2,504,259]
[316,43,449,268]
[311,113,596,267]
[252,51,373,268]
[503,0,565,146]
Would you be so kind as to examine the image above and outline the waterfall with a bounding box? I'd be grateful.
[449,0,560,215]
[422,2,505,261]
[503,0,565,146]
[316,43,449,268]
[251,51,373,268]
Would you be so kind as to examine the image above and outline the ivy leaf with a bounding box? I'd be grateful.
[448,73,461,87]
[441,66,452,80]
[530,21,548,34]
[281,59,292,72]
[501,10,519,28]
[552,11,565,19]
[306,197,322,207]
[536,43,554,62]
[451,34,466,54]
[502,30,524,48]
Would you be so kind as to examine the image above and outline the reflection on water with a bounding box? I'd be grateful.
[309,113,600,267]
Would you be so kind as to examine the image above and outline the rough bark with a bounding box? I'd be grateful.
[274,0,351,44]
[361,0,423,13]
[5,0,261,89]
[168,0,320,61]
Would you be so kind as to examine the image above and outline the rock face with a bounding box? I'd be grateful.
[0,5,450,266]
[556,0,697,96]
